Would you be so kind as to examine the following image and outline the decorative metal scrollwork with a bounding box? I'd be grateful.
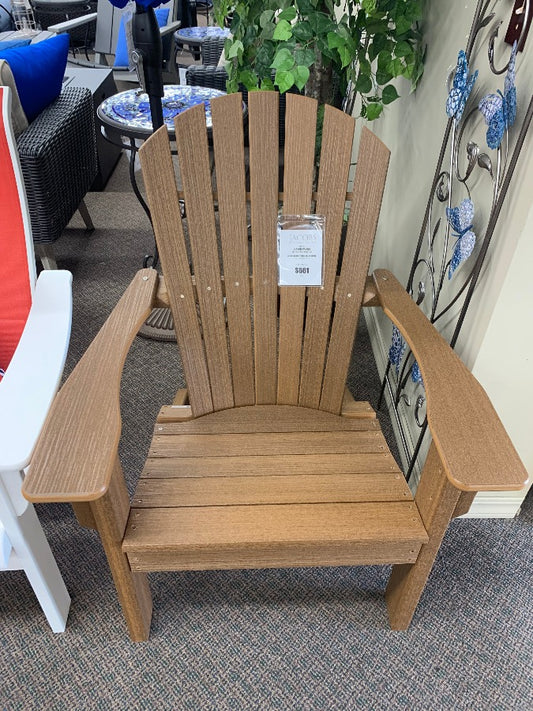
[380,0,533,480]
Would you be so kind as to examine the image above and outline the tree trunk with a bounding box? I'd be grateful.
[305,48,335,106]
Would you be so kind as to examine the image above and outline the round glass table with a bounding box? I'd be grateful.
[98,84,226,139]
[174,25,230,46]
[174,25,230,65]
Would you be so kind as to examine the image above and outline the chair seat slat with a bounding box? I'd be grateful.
[133,473,411,507]
[141,452,399,478]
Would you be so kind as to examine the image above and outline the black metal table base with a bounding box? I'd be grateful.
[138,307,177,342]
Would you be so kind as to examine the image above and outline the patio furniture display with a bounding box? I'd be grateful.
[63,65,122,190]
[97,83,227,223]
[183,34,226,89]
[97,83,241,340]
[174,23,229,65]
[33,0,97,59]
[16,86,98,268]
[0,86,72,632]
[22,92,528,641]
[0,33,99,267]
[48,0,181,84]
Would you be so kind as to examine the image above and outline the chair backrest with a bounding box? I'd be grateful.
[33,1,96,49]
[93,0,126,56]
[94,0,176,58]
[139,92,390,417]
[176,0,197,28]
[0,86,35,376]
[200,35,225,65]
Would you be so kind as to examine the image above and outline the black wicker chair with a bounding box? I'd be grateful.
[33,1,97,60]
[184,35,226,86]
[16,87,98,269]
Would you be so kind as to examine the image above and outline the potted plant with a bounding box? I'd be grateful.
[214,0,425,119]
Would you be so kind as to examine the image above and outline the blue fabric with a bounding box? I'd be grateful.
[0,34,69,121]
[0,38,30,50]
[109,0,168,8]
[113,7,169,67]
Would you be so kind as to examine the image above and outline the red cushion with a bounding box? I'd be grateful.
[0,94,32,375]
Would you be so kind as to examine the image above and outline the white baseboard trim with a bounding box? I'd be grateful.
[363,307,526,519]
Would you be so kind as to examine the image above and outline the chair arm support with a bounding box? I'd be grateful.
[372,269,528,492]
[48,13,97,34]
[22,269,158,504]
[0,271,72,472]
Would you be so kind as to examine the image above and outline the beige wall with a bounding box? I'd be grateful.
[366,0,532,515]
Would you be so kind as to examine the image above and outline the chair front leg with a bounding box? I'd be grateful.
[385,443,461,629]
[89,456,152,642]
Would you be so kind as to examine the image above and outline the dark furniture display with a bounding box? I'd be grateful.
[17,86,98,267]
[63,65,122,190]
[33,0,97,59]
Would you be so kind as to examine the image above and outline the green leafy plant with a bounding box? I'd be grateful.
[214,0,425,119]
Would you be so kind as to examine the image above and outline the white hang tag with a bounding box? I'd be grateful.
[277,215,325,287]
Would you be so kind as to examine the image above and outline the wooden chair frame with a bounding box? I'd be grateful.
[22,93,527,641]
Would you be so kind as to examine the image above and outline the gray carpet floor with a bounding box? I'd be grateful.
[2,154,532,710]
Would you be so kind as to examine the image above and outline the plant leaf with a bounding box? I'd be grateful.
[271,47,295,71]
[273,19,293,41]
[294,47,316,67]
[355,72,373,94]
[327,32,345,49]
[239,69,259,91]
[394,40,413,58]
[376,68,393,85]
[278,7,297,22]
[260,77,275,91]
[275,69,295,93]
[366,102,384,120]
[337,44,353,68]
[293,64,310,91]
[382,83,399,104]
[259,10,274,29]
[292,21,313,41]
[226,39,244,60]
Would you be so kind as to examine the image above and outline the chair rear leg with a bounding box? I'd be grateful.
[35,244,58,270]
[78,199,95,231]
[386,443,461,629]
[89,456,152,642]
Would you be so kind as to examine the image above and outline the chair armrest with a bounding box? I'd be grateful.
[186,65,228,92]
[48,12,97,34]
[0,270,72,473]
[22,269,158,504]
[372,269,528,492]
[161,20,181,37]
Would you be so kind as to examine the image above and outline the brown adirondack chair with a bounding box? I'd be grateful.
[22,92,527,641]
